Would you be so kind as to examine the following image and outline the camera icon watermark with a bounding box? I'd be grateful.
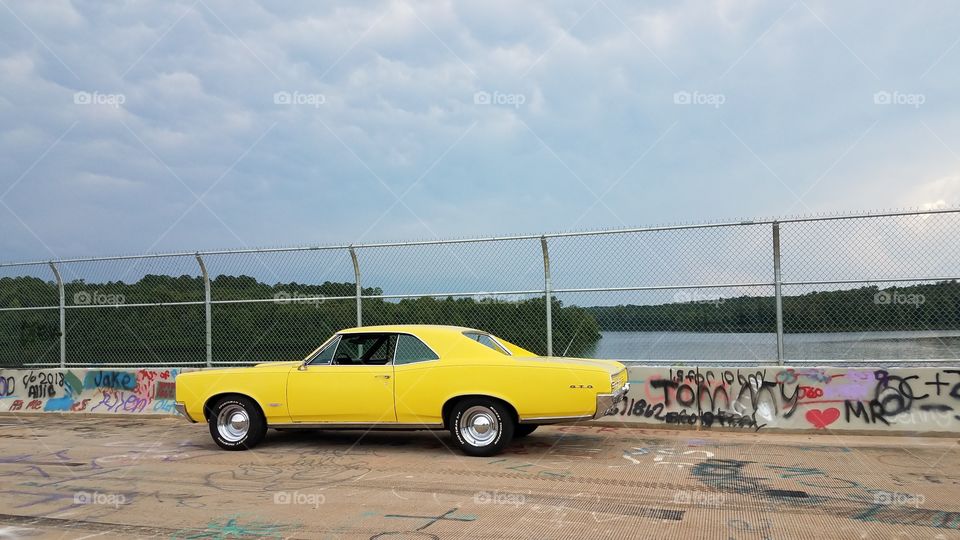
[74,491,127,508]
[873,290,924,308]
[873,90,925,109]
[673,90,725,108]
[672,490,724,507]
[473,490,526,507]
[874,490,925,508]
[273,291,325,308]
[73,290,126,306]
[73,91,126,108]
[273,491,325,508]
[473,90,526,109]
[273,91,326,108]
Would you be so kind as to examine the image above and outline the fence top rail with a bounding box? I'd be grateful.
[2,207,958,269]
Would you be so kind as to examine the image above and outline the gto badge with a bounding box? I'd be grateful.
[569,385,593,389]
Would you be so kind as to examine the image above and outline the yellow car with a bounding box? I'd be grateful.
[175,325,629,456]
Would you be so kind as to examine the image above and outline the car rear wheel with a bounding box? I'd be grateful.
[514,424,538,438]
[449,398,514,457]
[208,396,267,451]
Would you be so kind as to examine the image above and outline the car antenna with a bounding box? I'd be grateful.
[561,320,586,357]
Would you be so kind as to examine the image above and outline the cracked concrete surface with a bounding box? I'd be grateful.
[0,416,958,539]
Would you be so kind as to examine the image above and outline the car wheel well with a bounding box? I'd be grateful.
[203,393,264,423]
[442,395,518,428]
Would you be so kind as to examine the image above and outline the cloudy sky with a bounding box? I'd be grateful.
[1,0,959,263]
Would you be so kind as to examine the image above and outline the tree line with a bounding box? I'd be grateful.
[587,281,960,333]
[3,275,957,367]
[0,275,600,366]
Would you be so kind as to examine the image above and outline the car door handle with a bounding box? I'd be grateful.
[375,375,391,379]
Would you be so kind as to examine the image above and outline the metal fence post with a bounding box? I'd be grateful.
[540,236,553,357]
[350,247,362,327]
[48,262,65,368]
[195,254,212,367]
[772,222,784,365]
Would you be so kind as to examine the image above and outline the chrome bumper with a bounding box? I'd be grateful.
[175,401,197,423]
[593,383,629,419]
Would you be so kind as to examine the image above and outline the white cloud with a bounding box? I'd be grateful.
[0,0,959,264]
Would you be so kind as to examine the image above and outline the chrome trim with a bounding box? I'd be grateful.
[175,401,197,423]
[458,405,500,447]
[518,415,592,425]
[271,422,445,430]
[462,331,512,356]
[304,335,340,366]
[306,331,441,366]
[593,383,630,419]
[393,334,442,365]
[216,404,250,442]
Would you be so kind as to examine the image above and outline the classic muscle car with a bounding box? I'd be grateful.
[175,325,629,456]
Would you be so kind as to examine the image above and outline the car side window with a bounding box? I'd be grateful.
[307,336,339,365]
[463,331,511,355]
[333,333,396,366]
[394,334,439,365]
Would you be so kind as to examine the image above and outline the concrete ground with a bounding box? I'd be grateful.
[0,416,958,539]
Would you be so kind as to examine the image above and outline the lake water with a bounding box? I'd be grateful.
[585,330,960,365]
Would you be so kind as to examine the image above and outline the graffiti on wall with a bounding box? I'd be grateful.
[0,368,184,415]
[616,367,960,432]
[2,365,959,434]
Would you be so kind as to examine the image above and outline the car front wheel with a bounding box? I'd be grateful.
[208,396,267,450]
[449,398,514,457]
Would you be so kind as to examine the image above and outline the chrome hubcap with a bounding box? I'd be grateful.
[459,406,499,447]
[217,404,249,442]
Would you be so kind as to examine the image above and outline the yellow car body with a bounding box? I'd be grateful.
[175,325,628,452]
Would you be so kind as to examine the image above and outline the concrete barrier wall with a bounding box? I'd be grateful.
[2,365,958,434]
[612,366,960,433]
[0,368,192,415]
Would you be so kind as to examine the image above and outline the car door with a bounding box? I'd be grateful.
[392,333,444,425]
[286,333,397,423]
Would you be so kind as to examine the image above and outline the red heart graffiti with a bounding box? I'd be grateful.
[805,408,841,429]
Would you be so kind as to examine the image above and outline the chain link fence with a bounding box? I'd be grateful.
[2,209,959,367]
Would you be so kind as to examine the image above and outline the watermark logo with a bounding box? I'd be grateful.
[873,290,924,308]
[672,490,724,506]
[473,90,526,109]
[874,490,925,508]
[273,491,325,508]
[887,409,954,428]
[273,91,326,108]
[673,291,725,307]
[473,490,526,507]
[873,91,925,109]
[273,291,325,308]
[73,290,125,306]
[673,90,725,108]
[74,491,127,508]
[73,91,126,108]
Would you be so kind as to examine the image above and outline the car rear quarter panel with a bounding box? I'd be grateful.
[394,361,609,424]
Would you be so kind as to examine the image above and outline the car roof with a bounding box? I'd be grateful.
[334,324,534,357]
[338,324,484,335]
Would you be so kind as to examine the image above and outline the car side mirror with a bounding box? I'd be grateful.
[297,361,308,371]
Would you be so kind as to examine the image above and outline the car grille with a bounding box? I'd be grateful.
[611,369,627,392]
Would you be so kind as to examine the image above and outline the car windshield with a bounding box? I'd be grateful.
[307,336,339,365]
